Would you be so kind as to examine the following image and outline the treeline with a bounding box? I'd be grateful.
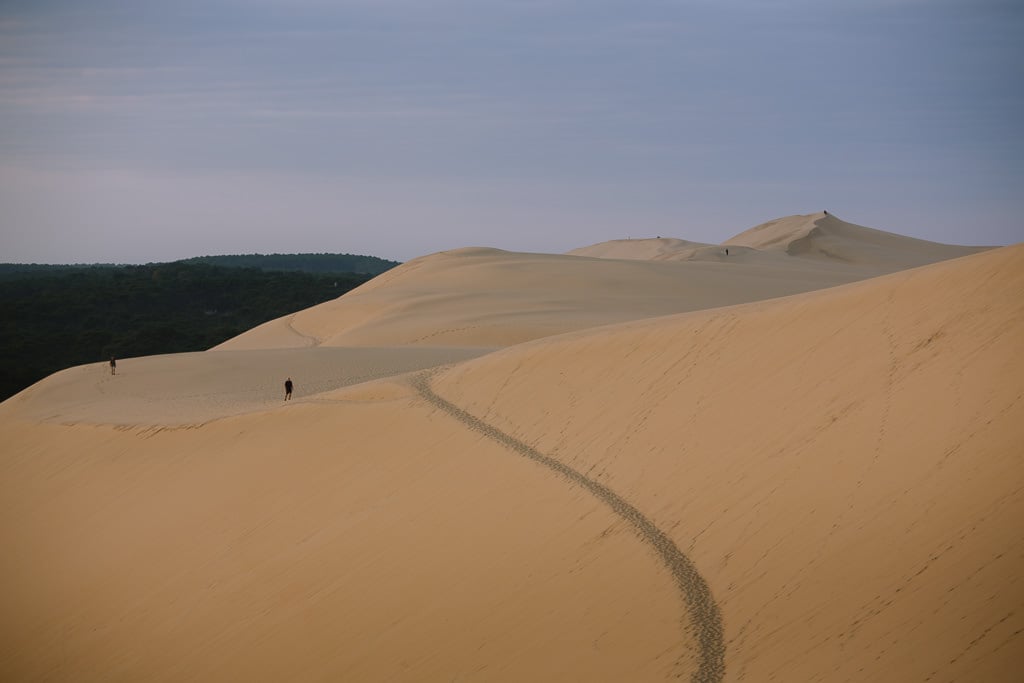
[179,252,399,275]
[0,261,383,402]
[0,263,125,280]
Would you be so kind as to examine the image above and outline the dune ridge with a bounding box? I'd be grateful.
[217,213,986,353]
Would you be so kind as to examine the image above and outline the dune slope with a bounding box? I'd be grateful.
[0,383,698,681]
[433,244,1024,681]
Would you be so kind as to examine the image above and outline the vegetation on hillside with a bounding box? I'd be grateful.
[0,259,386,402]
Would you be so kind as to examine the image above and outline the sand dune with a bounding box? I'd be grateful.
[724,211,990,268]
[569,212,988,270]
[218,214,985,352]
[431,243,1024,681]
[216,246,867,350]
[566,237,714,261]
[1,216,1020,681]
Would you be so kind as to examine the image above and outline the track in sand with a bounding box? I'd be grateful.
[412,371,726,683]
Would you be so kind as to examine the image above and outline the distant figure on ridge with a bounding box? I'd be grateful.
[285,377,293,401]
[109,356,116,375]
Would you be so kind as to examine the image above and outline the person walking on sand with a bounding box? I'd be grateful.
[284,377,293,401]
[109,356,117,375]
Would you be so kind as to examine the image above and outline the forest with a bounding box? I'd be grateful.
[0,256,396,402]
[177,252,398,275]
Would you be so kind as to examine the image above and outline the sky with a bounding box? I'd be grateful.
[1,0,1022,264]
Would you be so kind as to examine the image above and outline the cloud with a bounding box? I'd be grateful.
[0,0,1022,263]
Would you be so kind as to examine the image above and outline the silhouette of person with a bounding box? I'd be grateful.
[285,377,293,401]
[110,356,116,375]
[725,248,729,256]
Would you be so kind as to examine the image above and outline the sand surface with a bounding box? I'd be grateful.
[13,347,492,426]
[566,236,715,261]
[1,214,1020,681]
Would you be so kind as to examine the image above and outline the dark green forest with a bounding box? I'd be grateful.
[0,257,392,402]
[178,252,398,275]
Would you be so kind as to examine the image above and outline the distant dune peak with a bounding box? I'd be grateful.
[724,211,989,268]
[567,210,987,269]
[722,212,827,251]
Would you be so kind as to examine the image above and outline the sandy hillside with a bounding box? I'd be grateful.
[0,220,1020,681]
[216,213,986,352]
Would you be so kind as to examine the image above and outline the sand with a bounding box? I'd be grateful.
[12,346,492,426]
[1,213,1020,681]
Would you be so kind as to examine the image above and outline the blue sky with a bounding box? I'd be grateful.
[2,0,1022,263]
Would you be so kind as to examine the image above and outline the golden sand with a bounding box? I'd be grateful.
[1,213,1019,681]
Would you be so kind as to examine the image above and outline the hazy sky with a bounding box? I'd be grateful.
[2,0,1022,263]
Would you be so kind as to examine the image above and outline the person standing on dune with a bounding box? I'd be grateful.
[284,377,293,401]
[109,356,116,375]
